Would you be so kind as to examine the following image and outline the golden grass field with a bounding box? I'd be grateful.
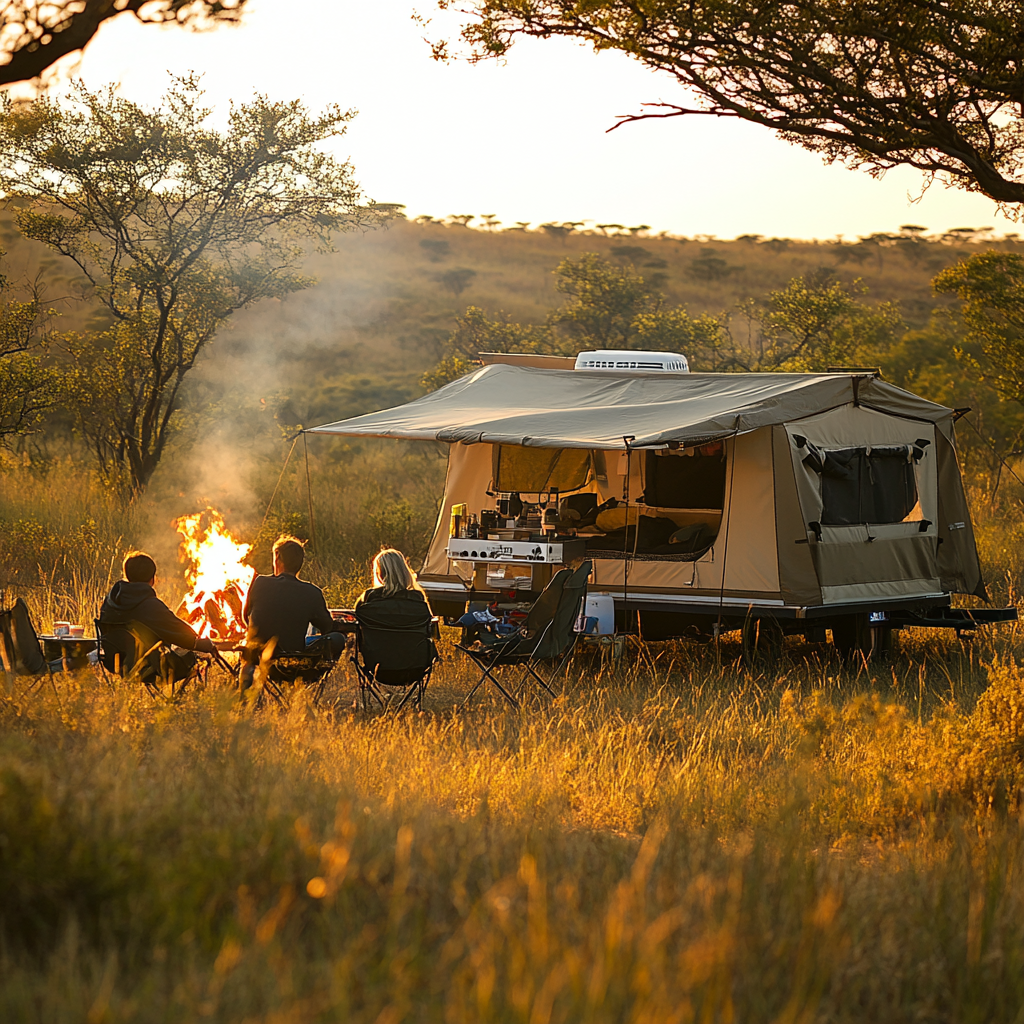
[4,457,1024,1023]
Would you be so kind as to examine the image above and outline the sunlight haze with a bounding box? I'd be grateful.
[71,0,1018,241]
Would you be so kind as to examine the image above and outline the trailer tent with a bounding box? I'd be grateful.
[308,362,987,640]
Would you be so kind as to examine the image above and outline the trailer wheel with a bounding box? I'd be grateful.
[870,626,895,662]
[741,615,784,669]
[831,614,872,662]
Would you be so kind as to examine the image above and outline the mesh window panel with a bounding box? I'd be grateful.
[817,446,918,525]
[864,447,918,523]
[643,449,727,509]
[818,448,863,525]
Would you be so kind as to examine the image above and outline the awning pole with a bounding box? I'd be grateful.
[622,436,636,638]
[303,431,318,558]
[715,430,740,649]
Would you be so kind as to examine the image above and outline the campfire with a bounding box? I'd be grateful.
[174,508,256,643]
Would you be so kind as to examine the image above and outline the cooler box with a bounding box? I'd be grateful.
[576,593,615,636]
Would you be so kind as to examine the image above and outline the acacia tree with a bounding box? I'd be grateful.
[443,1,1024,208]
[0,262,60,442]
[421,252,736,388]
[0,1,246,88]
[0,75,388,491]
[935,252,1024,404]
[743,272,904,371]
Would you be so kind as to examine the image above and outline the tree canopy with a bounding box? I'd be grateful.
[0,75,387,491]
[444,0,1024,209]
[0,1,246,88]
[0,258,60,443]
[935,252,1024,405]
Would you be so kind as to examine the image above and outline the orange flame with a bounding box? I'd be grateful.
[174,508,256,642]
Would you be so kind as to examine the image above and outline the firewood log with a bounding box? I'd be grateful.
[223,585,243,619]
[204,598,228,637]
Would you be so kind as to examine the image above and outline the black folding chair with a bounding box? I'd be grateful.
[95,618,204,700]
[457,560,592,709]
[1,597,53,694]
[263,636,339,707]
[352,598,437,712]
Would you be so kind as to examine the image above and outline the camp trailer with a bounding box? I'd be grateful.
[307,353,1016,658]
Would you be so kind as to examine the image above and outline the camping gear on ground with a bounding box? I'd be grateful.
[351,598,437,712]
[0,597,50,678]
[457,560,591,708]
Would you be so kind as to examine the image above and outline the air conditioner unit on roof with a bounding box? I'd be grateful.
[574,349,690,373]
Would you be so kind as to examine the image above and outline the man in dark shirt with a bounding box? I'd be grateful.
[99,551,217,678]
[242,535,347,657]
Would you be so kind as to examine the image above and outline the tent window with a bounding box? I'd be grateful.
[809,446,919,525]
[642,443,727,510]
[492,445,591,494]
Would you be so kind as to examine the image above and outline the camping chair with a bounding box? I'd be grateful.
[352,598,437,712]
[457,560,592,709]
[258,635,340,707]
[95,618,204,700]
[0,597,53,693]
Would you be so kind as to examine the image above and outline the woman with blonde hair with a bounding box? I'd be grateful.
[355,548,429,609]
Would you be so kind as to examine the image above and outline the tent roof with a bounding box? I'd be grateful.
[306,364,953,449]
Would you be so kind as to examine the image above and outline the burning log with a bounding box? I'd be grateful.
[204,598,229,638]
[220,585,244,620]
[176,601,205,625]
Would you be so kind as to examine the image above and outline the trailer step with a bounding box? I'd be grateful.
[887,607,1018,629]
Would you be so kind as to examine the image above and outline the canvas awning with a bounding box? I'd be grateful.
[306,364,954,450]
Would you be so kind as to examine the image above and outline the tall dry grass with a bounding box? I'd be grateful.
[3,631,1024,1022]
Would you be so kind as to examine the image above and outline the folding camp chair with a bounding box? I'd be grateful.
[352,598,437,711]
[95,618,204,700]
[257,636,340,707]
[457,560,592,709]
[1,597,53,693]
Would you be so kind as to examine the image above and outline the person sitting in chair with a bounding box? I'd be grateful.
[355,548,431,614]
[353,549,435,694]
[242,535,347,659]
[99,551,217,679]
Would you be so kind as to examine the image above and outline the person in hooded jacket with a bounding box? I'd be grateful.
[99,550,217,678]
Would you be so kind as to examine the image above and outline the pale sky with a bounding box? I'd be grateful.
[68,0,1018,241]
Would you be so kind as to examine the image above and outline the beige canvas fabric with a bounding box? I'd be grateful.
[934,424,986,598]
[307,365,951,449]
[590,429,779,595]
[772,426,822,605]
[423,442,493,576]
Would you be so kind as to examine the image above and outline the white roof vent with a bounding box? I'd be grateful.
[574,349,690,373]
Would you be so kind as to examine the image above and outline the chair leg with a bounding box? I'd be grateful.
[549,636,580,687]
[461,655,520,710]
[360,678,384,711]
[517,662,557,700]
